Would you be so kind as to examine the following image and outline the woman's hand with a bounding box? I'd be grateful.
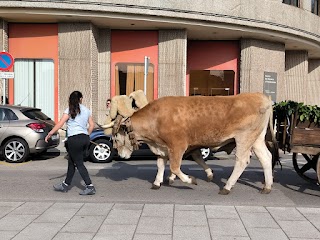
[45,132,53,143]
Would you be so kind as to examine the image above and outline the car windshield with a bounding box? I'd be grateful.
[22,109,51,121]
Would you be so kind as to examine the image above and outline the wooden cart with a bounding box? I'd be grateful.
[276,112,320,185]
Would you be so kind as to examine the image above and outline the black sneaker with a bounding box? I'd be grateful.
[53,182,68,192]
[79,186,96,195]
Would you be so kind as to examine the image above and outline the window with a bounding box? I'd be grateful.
[14,59,55,120]
[312,0,319,14]
[283,0,299,7]
[115,63,154,102]
[189,70,235,96]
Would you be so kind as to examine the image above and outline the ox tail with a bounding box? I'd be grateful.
[267,104,280,170]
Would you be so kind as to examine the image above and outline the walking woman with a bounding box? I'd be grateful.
[45,91,95,195]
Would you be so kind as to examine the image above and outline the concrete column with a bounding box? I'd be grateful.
[97,28,111,124]
[58,23,98,119]
[307,59,320,105]
[301,0,312,12]
[158,29,187,97]
[285,50,308,102]
[240,39,285,101]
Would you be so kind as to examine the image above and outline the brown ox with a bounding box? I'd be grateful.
[107,93,276,194]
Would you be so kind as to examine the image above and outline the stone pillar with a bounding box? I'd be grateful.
[158,29,187,97]
[307,59,320,105]
[285,50,308,102]
[58,23,98,119]
[0,19,8,100]
[240,39,285,102]
[97,28,111,124]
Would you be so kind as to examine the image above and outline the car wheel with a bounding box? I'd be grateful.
[2,138,30,163]
[89,139,115,163]
[200,147,211,160]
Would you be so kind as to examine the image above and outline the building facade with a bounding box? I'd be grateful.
[0,0,319,124]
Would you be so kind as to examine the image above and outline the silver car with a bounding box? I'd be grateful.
[0,105,60,163]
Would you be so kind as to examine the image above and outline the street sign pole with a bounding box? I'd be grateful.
[2,77,5,105]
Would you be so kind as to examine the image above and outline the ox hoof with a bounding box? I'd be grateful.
[168,179,174,185]
[260,188,271,194]
[207,174,214,182]
[218,188,230,195]
[189,176,197,185]
[151,184,161,190]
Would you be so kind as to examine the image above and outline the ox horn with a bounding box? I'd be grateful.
[112,115,124,135]
[101,121,115,129]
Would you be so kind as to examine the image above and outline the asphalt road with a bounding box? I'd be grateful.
[0,151,319,207]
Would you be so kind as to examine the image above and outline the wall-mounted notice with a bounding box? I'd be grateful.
[263,71,277,102]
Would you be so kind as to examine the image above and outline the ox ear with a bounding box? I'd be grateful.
[129,90,148,109]
[110,95,135,119]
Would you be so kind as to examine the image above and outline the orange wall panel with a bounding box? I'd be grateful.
[8,24,59,121]
[187,41,239,95]
[111,30,158,98]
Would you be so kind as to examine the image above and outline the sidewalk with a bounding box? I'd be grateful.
[1,201,320,240]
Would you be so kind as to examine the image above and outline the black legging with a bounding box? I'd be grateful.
[65,134,92,186]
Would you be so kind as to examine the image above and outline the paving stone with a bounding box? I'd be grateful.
[133,234,172,240]
[175,204,204,211]
[11,222,64,240]
[0,202,24,208]
[93,233,133,240]
[236,206,268,213]
[103,209,142,225]
[34,207,79,223]
[136,216,173,235]
[52,232,95,240]
[11,202,53,215]
[112,203,143,210]
[277,220,320,239]
[97,224,136,236]
[50,202,84,209]
[240,212,279,228]
[173,225,211,240]
[0,230,18,240]
[205,205,239,219]
[61,215,105,233]
[0,202,24,218]
[0,214,38,231]
[208,218,248,237]
[142,204,174,217]
[211,237,250,240]
[267,207,305,221]
[246,227,288,240]
[174,210,207,226]
[76,203,113,216]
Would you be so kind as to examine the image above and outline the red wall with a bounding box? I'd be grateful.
[187,41,239,95]
[111,30,158,98]
[8,24,59,121]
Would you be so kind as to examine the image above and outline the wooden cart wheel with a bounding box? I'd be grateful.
[292,153,319,185]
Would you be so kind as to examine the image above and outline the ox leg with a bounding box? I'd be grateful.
[220,145,251,195]
[167,172,177,185]
[169,147,197,185]
[252,135,273,194]
[191,149,214,181]
[152,157,168,190]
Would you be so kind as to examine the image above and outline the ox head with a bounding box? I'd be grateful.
[102,90,148,159]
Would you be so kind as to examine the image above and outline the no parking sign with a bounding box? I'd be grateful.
[0,52,14,71]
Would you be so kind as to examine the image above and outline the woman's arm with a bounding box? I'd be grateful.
[45,113,69,142]
[88,115,94,135]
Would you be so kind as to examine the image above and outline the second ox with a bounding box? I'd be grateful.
[104,92,277,195]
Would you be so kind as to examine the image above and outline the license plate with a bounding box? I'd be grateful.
[51,134,59,140]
